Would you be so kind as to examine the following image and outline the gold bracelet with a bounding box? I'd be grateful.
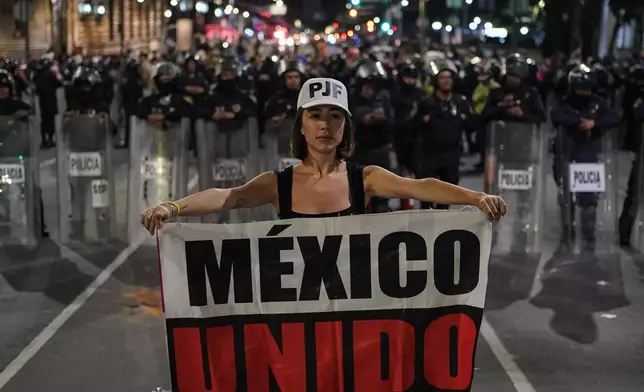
[163,201,181,218]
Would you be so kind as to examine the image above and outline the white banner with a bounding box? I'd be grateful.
[159,210,492,319]
[158,210,492,392]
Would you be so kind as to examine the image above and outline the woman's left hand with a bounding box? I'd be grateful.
[476,193,507,221]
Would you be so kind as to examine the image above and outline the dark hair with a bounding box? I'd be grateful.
[289,108,355,161]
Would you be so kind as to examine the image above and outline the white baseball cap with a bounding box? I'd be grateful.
[297,78,351,115]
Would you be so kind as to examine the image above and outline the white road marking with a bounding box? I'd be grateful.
[0,235,146,390]
[480,317,537,392]
[39,157,55,169]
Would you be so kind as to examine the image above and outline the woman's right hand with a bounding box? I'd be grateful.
[140,204,172,236]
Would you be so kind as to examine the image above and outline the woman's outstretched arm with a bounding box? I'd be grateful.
[363,166,506,220]
[140,171,277,234]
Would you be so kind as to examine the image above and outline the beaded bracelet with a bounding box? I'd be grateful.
[162,201,181,218]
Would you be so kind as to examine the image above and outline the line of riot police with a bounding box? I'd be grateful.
[3,46,644,254]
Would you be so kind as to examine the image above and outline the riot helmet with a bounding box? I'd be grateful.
[568,65,595,97]
[353,60,387,98]
[0,58,19,75]
[184,53,203,74]
[217,57,242,92]
[278,59,306,91]
[591,63,613,95]
[397,60,419,89]
[72,66,102,99]
[502,53,529,81]
[152,62,180,95]
[0,69,15,99]
[37,56,53,72]
[325,54,346,77]
[627,63,644,93]
[427,59,457,93]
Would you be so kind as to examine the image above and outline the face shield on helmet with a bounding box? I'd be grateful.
[0,69,15,99]
[152,62,180,95]
[502,54,529,87]
[278,59,306,91]
[397,61,419,88]
[568,64,595,98]
[428,59,457,93]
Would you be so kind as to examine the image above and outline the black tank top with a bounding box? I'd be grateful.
[276,161,367,219]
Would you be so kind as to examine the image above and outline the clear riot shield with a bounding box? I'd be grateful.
[195,118,262,223]
[0,116,41,245]
[263,118,301,172]
[127,117,190,243]
[627,126,644,250]
[485,122,547,256]
[55,113,117,243]
[555,126,619,255]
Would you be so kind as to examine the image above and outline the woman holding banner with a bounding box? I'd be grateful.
[141,77,506,234]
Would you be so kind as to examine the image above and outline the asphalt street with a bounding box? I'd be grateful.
[0,146,643,392]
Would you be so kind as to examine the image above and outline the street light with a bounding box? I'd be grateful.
[242,11,249,18]
[473,16,481,24]
[170,0,178,6]
[195,1,208,13]
[445,25,452,32]
[465,0,472,4]
[381,21,391,31]
[164,9,172,17]
[349,9,358,17]
[374,16,380,23]
[401,0,409,6]
[214,8,223,17]
[431,21,442,30]
[520,26,529,35]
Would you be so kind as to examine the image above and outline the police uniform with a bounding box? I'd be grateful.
[391,61,427,174]
[350,60,394,213]
[415,59,476,210]
[0,69,47,237]
[264,59,306,121]
[66,66,110,114]
[551,66,620,245]
[137,62,193,126]
[200,58,257,132]
[0,69,31,117]
[482,54,546,125]
[619,66,644,246]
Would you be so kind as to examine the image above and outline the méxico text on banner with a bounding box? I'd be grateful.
[158,210,492,392]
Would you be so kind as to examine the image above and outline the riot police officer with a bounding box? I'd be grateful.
[0,69,30,118]
[137,62,192,125]
[551,66,620,247]
[62,57,78,107]
[200,57,256,132]
[255,57,279,138]
[391,60,426,174]
[265,59,306,127]
[180,53,209,103]
[120,58,144,147]
[415,59,476,210]
[482,53,546,125]
[0,57,28,98]
[33,56,62,148]
[66,66,110,114]
[0,69,48,237]
[619,65,644,246]
[350,60,394,213]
